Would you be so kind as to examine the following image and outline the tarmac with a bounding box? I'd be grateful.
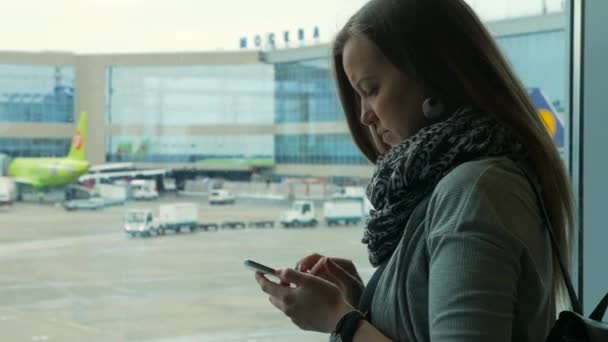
[0,195,373,341]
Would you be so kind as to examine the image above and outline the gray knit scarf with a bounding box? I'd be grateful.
[363,107,525,266]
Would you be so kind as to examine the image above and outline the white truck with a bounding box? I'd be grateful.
[131,179,159,200]
[323,198,365,226]
[158,202,199,234]
[124,209,160,237]
[329,186,374,220]
[208,189,236,205]
[163,177,177,191]
[0,177,16,206]
[280,200,318,228]
[96,183,128,206]
[332,186,366,198]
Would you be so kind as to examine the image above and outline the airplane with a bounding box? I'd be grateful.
[528,87,565,150]
[2,112,90,189]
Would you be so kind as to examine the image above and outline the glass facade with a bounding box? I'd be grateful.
[0,137,71,157]
[274,58,342,124]
[273,32,567,126]
[0,24,568,169]
[496,30,567,114]
[275,134,368,165]
[106,65,274,126]
[106,134,274,165]
[0,65,75,123]
[270,29,568,165]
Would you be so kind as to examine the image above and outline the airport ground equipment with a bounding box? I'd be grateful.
[130,179,159,200]
[158,202,199,234]
[124,209,160,237]
[208,189,236,205]
[323,197,365,226]
[280,200,318,228]
[0,177,16,206]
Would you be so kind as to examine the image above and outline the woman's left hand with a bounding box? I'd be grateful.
[255,268,355,333]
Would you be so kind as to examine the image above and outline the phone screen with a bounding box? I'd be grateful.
[244,259,277,276]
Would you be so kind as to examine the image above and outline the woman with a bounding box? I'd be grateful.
[254,0,573,341]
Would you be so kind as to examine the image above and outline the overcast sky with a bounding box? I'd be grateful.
[0,0,565,53]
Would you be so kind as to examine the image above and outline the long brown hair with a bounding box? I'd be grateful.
[332,0,573,307]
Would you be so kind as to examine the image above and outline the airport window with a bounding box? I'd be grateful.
[0,0,589,341]
[0,137,71,158]
[106,65,274,126]
[0,65,75,123]
[106,134,274,165]
[274,59,343,123]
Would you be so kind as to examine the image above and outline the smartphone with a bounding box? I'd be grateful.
[244,259,277,276]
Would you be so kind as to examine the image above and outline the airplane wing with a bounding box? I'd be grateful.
[88,163,135,173]
[79,169,168,182]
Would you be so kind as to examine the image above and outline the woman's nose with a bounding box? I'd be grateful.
[360,108,377,126]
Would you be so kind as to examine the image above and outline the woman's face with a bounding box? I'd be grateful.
[342,34,427,147]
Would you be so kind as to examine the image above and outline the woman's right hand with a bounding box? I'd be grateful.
[296,253,364,307]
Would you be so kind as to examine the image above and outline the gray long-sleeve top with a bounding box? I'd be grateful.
[370,157,555,341]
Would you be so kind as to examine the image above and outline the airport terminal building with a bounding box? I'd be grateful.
[0,13,567,185]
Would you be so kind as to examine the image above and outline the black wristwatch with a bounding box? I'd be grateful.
[329,310,365,342]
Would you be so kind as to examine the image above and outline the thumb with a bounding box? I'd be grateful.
[327,259,357,282]
[276,268,311,286]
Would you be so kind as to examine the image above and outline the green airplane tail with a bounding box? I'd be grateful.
[67,112,87,160]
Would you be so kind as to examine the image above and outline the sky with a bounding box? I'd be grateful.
[0,0,565,53]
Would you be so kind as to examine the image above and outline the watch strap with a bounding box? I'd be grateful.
[331,310,364,342]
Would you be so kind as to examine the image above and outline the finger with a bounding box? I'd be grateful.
[309,256,329,276]
[310,267,336,285]
[331,261,364,293]
[296,253,324,272]
[268,290,297,318]
[327,258,359,283]
[256,272,289,297]
[276,268,313,286]
[322,263,344,288]
[331,258,362,280]
[268,294,285,313]
[309,258,339,282]
[310,258,358,290]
